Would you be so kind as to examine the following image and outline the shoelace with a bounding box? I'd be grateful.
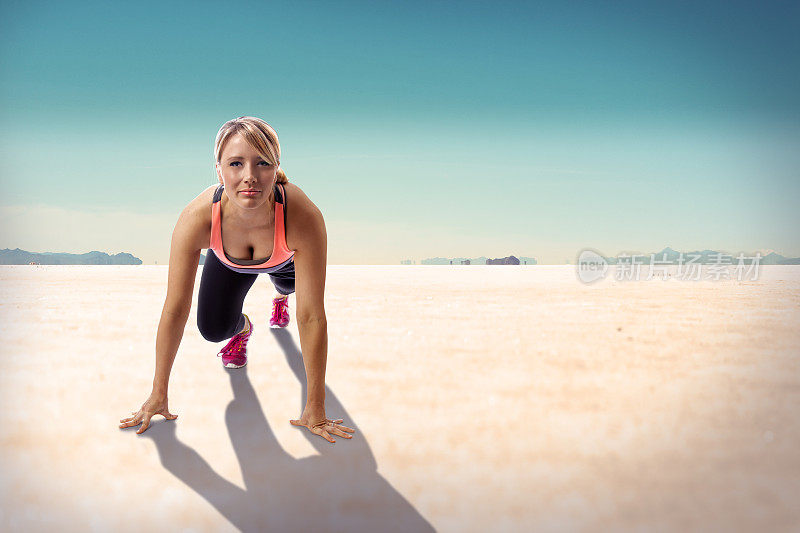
[272,297,289,320]
[218,326,250,358]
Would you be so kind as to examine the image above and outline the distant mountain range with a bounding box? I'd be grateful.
[403,248,800,265]
[0,248,143,265]
[3,246,797,266]
[405,256,538,265]
[597,247,800,265]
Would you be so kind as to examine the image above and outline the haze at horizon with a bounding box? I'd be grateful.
[1,1,798,265]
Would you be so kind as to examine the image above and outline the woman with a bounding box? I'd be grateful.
[119,116,354,444]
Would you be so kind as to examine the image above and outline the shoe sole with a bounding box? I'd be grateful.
[224,361,247,369]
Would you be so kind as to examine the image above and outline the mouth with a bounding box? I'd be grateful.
[240,190,261,194]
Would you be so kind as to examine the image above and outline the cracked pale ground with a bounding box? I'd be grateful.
[0,265,798,532]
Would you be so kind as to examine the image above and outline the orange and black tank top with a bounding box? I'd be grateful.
[208,182,295,274]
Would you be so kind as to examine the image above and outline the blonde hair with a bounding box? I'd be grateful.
[214,116,289,185]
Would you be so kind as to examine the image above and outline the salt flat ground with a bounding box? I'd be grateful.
[0,265,798,532]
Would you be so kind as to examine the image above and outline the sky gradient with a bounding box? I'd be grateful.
[1,0,798,264]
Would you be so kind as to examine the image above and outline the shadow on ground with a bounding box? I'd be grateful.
[135,329,434,532]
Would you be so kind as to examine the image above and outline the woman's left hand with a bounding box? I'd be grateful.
[290,405,355,443]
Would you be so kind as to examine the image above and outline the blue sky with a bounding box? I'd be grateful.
[1,0,797,264]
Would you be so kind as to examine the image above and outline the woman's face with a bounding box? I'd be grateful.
[216,132,278,209]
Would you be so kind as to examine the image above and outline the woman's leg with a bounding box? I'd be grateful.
[197,251,258,342]
[268,260,296,297]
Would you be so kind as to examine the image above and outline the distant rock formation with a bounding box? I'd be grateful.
[0,248,142,265]
[487,255,520,265]
[760,252,800,265]
[412,255,537,265]
[420,257,453,265]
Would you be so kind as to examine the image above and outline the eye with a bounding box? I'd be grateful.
[229,161,270,166]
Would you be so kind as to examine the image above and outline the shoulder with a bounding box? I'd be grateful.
[184,184,218,219]
[282,182,326,250]
[175,184,217,249]
[282,182,319,211]
[283,181,323,221]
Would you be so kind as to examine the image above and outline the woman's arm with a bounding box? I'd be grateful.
[287,192,354,443]
[293,202,328,407]
[120,188,211,434]
[152,201,206,395]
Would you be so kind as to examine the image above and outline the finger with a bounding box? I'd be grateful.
[336,424,356,433]
[329,427,353,439]
[119,413,143,428]
[324,417,350,428]
[161,411,178,420]
[311,425,335,443]
[290,419,303,426]
[137,415,152,434]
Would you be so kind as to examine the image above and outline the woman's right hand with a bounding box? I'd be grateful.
[119,393,178,434]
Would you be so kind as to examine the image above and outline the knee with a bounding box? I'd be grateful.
[197,315,235,343]
[274,279,295,296]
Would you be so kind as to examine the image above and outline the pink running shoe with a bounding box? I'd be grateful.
[270,295,290,328]
[217,314,252,368]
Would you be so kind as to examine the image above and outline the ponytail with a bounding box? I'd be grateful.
[276,167,289,184]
